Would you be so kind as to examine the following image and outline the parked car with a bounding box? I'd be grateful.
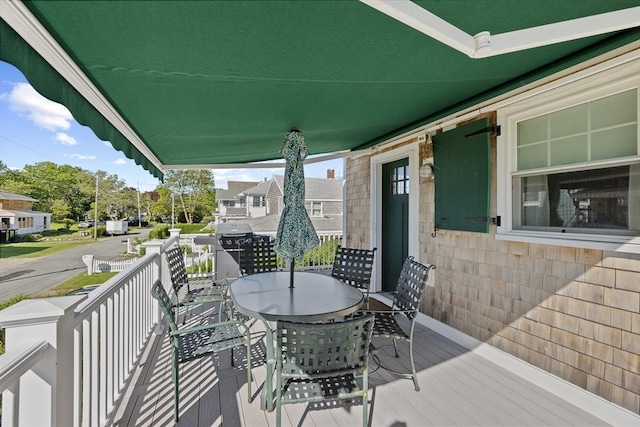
[128,217,149,227]
[78,220,95,228]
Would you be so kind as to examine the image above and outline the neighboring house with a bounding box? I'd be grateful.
[0,190,52,235]
[344,53,639,412]
[217,172,344,223]
[215,180,260,220]
[269,173,344,217]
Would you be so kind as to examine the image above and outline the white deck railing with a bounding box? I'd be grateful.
[0,234,180,427]
[0,229,341,426]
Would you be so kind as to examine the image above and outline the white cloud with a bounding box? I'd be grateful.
[2,83,73,131]
[113,158,127,165]
[55,132,77,146]
[102,141,112,147]
[63,153,97,160]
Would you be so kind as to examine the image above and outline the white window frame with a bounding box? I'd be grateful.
[497,58,640,253]
[308,201,323,217]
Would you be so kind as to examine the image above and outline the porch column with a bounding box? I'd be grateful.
[0,296,86,427]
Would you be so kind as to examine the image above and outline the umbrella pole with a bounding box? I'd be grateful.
[290,260,295,288]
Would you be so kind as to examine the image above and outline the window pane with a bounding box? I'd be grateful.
[591,125,637,160]
[518,142,548,170]
[515,165,638,232]
[550,103,588,139]
[550,135,588,166]
[518,115,548,145]
[591,89,637,130]
[396,166,405,180]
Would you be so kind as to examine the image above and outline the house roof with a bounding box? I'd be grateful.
[0,209,50,217]
[1,1,638,180]
[0,190,37,202]
[241,180,270,197]
[227,214,343,234]
[272,176,343,200]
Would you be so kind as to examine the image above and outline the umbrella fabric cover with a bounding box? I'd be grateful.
[274,130,320,265]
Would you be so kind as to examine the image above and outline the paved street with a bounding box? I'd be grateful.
[0,229,152,302]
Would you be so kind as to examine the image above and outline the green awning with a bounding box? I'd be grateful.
[1,1,639,181]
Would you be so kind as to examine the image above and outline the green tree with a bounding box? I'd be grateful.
[50,198,72,221]
[93,171,136,220]
[164,170,215,224]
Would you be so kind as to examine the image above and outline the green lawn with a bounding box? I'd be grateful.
[0,240,94,259]
[44,272,118,296]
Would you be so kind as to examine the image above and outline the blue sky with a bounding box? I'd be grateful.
[0,61,343,192]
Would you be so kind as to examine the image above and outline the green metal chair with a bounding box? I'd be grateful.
[151,279,252,423]
[165,245,229,322]
[238,235,279,275]
[275,315,375,427]
[331,246,377,307]
[362,256,435,391]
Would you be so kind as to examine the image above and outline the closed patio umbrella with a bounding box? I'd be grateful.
[274,130,320,288]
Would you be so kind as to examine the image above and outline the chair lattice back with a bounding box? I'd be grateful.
[331,247,376,292]
[239,236,278,275]
[393,256,434,321]
[151,280,179,332]
[277,315,375,376]
[165,245,188,293]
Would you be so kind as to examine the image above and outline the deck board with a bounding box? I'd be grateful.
[113,301,620,427]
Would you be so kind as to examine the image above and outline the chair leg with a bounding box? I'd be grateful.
[246,338,252,403]
[409,338,419,391]
[362,368,369,427]
[393,339,399,358]
[275,378,282,427]
[172,345,180,422]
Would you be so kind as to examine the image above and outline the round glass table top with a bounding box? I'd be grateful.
[229,271,364,322]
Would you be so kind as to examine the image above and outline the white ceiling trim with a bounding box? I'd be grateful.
[164,149,371,170]
[0,0,165,172]
[360,0,640,58]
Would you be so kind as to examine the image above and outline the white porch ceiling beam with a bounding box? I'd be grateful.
[0,0,165,173]
[360,0,477,56]
[361,0,640,58]
[164,149,371,170]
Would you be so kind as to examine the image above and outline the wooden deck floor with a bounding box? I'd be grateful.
[113,302,617,427]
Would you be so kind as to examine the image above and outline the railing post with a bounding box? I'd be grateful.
[0,296,86,427]
[143,240,166,335]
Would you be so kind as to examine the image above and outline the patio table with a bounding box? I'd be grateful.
[229,271,364,411]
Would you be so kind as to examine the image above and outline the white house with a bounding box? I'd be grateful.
[0,190,52,235]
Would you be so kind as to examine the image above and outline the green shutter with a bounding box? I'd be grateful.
[433,118,491,233]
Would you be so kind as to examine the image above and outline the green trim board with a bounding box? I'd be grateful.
[433,118,491,233]
[1,1,638,180]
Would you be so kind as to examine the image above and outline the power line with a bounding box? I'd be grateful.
[0,134,59,163]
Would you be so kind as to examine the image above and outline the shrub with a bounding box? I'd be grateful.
[14,233,39,242]
[62,218,75,229]
[149,225,170,239]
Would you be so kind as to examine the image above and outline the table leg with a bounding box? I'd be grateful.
[260,321,276,412]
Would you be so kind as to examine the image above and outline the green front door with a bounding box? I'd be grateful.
[381,158,409,292]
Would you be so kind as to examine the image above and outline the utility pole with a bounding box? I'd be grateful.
[137,182,142,227]
[93,175,99,240]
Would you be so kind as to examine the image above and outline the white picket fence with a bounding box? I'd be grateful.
[82,255,141,275]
